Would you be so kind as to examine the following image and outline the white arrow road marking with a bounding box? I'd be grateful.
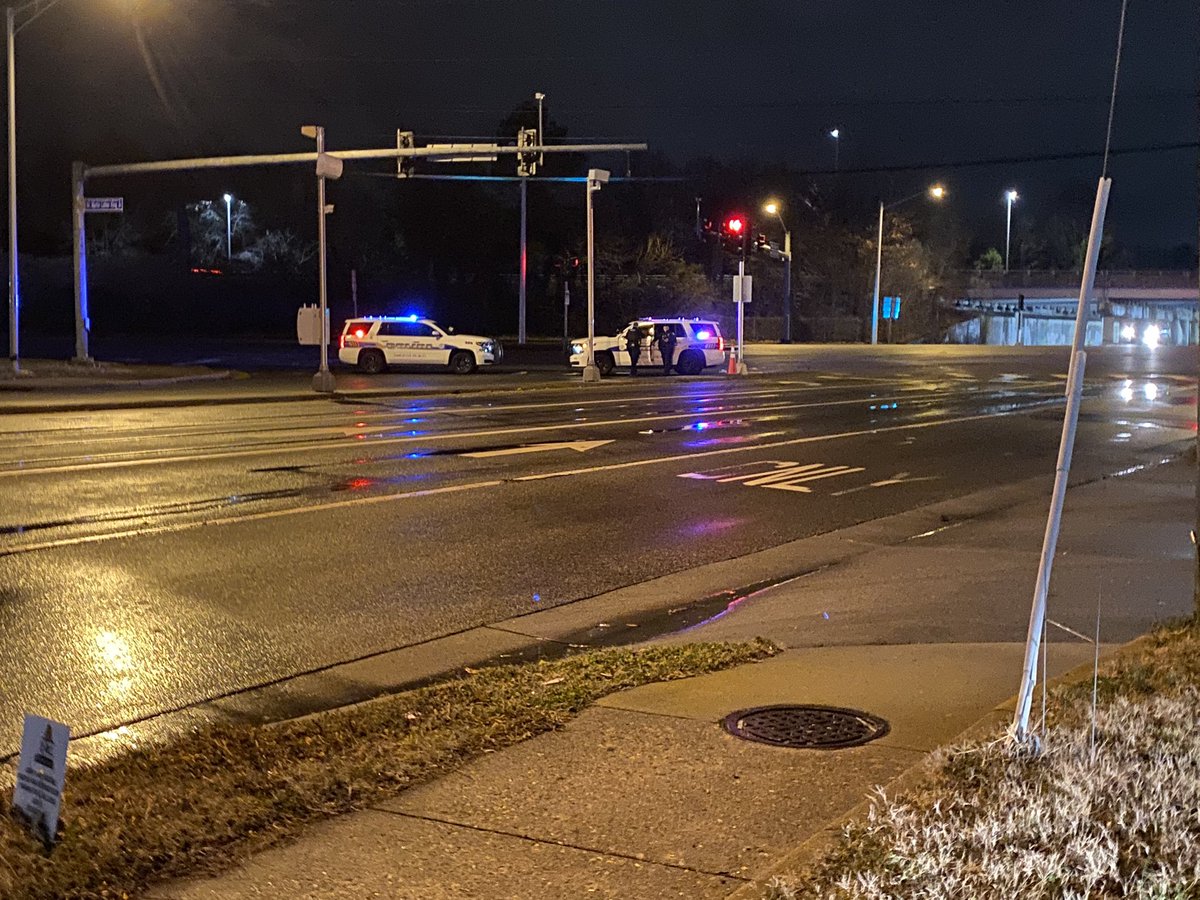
[679,461,865,493]
[462,440,614,458]
[830,471,940,497]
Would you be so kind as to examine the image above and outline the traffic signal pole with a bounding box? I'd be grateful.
[519,178,527,344]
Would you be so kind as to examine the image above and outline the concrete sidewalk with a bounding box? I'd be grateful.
[149,459,1194,900]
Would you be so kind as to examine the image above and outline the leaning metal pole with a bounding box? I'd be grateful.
[7,6,19,371]
[1011,177,1111,743]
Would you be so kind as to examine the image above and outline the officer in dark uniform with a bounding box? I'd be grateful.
[624,324,643,376]
[657,324,677,375]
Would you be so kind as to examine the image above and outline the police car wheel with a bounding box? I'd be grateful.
[676,350,704,376]
[358,350,386,375]
[595,351,615,376]
[449,350,477,375]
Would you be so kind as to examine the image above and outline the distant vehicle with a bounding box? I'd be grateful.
[569,317,726,376]
[338,316,502,374]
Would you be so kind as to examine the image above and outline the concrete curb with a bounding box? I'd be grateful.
[724,633,1162,900]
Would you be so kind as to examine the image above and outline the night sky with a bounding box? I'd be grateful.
[13,0,1199,254]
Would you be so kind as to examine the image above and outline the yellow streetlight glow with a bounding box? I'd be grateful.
[763,200,779,216]
[929,185,946,200]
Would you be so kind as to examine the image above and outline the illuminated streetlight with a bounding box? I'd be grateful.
[829,128,841,170]
[223,193,233,259]
[1004,189,1019,271]
[870,184,947,344]
[762,199,793,343]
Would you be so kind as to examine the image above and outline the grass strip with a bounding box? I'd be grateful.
[1,639,777,900]
[769,620,1200,899]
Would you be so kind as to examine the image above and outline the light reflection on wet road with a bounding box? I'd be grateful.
[0,348,1194,757]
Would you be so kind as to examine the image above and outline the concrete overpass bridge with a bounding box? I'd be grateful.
[947,270,1198,346]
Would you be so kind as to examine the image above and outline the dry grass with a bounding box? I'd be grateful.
[0,639,777,900]
[769,621,1200,899]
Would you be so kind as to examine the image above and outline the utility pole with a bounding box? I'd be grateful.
[7,6,20,372]
[519,178,527,344]
[302,125,341,394]
[582,168,608,383]
[562,280,570,355]
[71,161,89,362]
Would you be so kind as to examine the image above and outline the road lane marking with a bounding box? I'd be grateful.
[0,390,986,476]
[0,480,504,557]
[830,471,941,497]
[511,402,1059,482]
[679,461,866,493]
[0,401,1060,556]
[462,440,614,458]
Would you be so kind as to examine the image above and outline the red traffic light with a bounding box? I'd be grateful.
[724,216,745,235]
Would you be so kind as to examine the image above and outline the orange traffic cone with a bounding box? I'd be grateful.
[726,349,738,375]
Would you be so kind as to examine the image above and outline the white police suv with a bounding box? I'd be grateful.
[338,316,502,374]
[569,317,726,376]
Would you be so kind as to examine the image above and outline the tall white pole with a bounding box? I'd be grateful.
[582,177,599,382]
[1005,195,1013,272]
[224,194,232,259]
[737,258,745,367]
[1012,177,1111,743]
[782,229,792,343]
[7,6,20,372]
[518,177,527,344]
[71,160,89,362]
[312,126,334,393]
[870,201,883,345]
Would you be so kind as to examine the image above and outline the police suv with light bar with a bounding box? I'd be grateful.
[569,317,726,376]
[339,316,502,375]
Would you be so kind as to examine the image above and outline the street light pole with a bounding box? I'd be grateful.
[871,200,883,345]
[871,185,946,345]
[829,128,840,172]
[763,201,792,343]
[7,0,71,373]
[223,193,233,259]
[6,6,19,372]
[582,168,608,383]
[1005,189,1018,272]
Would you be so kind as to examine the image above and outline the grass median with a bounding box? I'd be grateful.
[768,620,1200,899]
[1,639,778,900]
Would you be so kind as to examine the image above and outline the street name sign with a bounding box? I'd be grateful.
[84,197,124,213]
[11,714,70,848]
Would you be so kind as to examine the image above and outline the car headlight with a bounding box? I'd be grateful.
[570,343,584,355]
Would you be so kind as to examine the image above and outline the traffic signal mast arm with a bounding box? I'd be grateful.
[82,141,649,179]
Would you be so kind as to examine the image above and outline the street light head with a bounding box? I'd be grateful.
[929,184,947,200]
[300,125,319,140]
[763,200,780,216]
[829,128,840,139]
[1005,189,1019,203]
[223,193,232,204]
[534,91,545,101]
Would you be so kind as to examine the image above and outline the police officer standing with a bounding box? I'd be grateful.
[657,324,677,376]
[625,324,643,376]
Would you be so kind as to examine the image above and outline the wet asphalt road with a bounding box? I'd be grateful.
[0,345,1194,757]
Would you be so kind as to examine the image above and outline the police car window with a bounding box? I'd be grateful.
[383,322,437,337]
[694,322,718,338]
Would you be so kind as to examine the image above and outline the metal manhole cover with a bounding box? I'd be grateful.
[722,704,890,750]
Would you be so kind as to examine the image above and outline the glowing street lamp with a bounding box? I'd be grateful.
[223,193,233,259]
[829,128,841,170]
[1004,189,1019,271]
[870,184,946,344]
